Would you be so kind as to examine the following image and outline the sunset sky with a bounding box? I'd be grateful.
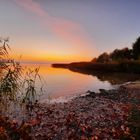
[0,0,140,62]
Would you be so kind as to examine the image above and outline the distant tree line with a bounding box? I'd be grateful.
[92,37,140,63]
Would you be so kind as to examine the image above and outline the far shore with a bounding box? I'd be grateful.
[52,61,140,74]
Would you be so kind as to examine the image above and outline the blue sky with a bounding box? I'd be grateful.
[0,0,140,62]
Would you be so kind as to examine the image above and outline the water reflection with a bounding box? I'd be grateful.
[22,63,140,102]
[22,63,112,101]
[68,68,140,85]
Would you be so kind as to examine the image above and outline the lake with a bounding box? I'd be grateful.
[22,63,140,102]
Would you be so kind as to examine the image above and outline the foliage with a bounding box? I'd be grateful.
[96,52,110,63]
[0,115,32,140]
[133,37,140,60]
[0,37,44,139]
[0,38,43,115]
[21,67,44,112]
[127,106,140,139]
[91,57,97,63]
[0,37,10,58]
[93,36,140,63]
[0,37,10,68]
[110,48,133,61]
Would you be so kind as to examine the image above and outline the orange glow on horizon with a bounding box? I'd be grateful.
[11,52,94,63]
[10,41,98,63]
[13,0,98,63]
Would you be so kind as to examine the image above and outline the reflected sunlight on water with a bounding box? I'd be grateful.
[22,63,113,102]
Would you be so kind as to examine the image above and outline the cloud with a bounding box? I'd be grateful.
[14,0,47,17]
[14,0,97,56]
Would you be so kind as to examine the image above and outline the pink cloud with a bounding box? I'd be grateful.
[14,0,47,17]
[14,0,97,56]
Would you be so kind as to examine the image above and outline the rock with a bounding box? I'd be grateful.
[86,90,96,98]
[120,82,140,103]
[99,89,110,95]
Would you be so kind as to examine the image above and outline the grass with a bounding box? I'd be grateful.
[0,38,44,115]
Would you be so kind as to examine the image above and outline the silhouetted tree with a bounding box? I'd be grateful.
[91,58,97,62]
[92,36,140,63]
[132,37,140,60]
[97,52,110,63]
[110,47,132,61]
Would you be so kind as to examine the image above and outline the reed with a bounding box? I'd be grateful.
[0,38,43,115]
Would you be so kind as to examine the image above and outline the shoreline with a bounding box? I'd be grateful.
[30,84,140,139]
[52,61,140,74]
[1,82,140,139]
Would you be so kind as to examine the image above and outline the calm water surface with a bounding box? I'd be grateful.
[22,63,115,102]
[21,63,139,102]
